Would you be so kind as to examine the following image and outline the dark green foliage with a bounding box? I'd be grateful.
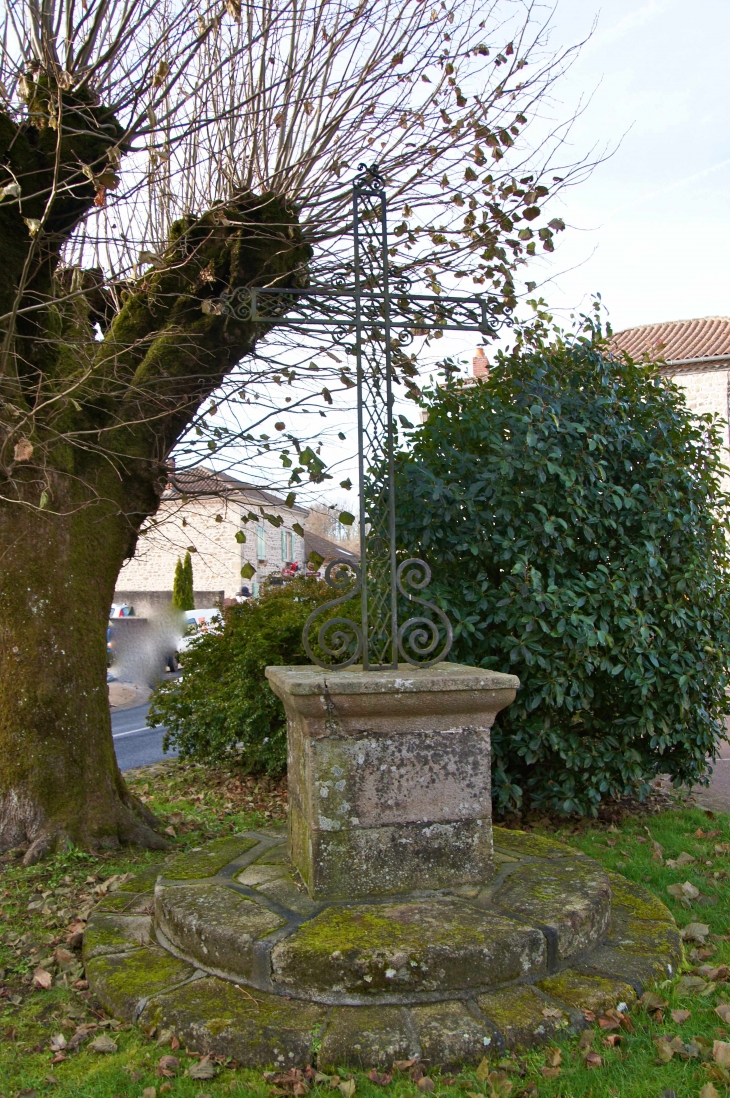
[149,579,333,773]
[171,552,194,611]
[396,321,730,816]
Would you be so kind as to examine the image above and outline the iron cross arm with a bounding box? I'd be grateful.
[219,284,507,338]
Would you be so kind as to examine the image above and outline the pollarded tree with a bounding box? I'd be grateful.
[0,0,589,860]
[395,314,730,816]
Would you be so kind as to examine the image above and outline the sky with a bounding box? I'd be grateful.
[529,0,730,335]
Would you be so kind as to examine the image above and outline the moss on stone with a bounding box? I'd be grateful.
[117,864,163,893]
[536,970,636,1014]
[82,914,152,960]
[85,947,195,1022]
[162,836,258,880]
[94,891,154,915]
[477,985,571,1050]
[139,977,326,1067]
[492,828,582,859]
[257,844,289,865]
[409,1000,500,1068]
[606,871,674,923]
[319,1006,418,1070]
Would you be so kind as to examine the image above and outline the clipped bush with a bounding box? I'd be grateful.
[148,578,334,773]
[396,321,730,815]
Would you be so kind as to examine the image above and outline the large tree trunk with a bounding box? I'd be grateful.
[0,476,168,863]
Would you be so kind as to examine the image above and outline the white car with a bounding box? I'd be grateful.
[176,608,223,657]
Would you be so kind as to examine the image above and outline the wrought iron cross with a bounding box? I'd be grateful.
[220,164,510,671]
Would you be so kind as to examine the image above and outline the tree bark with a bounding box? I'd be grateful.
[0,89,309,861]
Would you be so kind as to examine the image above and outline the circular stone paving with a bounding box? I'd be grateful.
[84,826,681,1069]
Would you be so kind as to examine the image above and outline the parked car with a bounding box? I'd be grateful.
[175,608,223,664]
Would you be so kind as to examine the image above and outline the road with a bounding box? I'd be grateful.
[111,702,178,771]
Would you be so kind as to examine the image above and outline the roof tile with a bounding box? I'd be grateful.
[611,316,730,363]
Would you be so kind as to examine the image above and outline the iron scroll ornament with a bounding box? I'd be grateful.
[301,556,452,671]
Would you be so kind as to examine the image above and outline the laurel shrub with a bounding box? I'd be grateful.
[395,320,730,815]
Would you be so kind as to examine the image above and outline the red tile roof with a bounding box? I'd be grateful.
[611,317,730,364]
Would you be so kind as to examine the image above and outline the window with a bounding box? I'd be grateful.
[257,523,266,560]
[281,529,294,563]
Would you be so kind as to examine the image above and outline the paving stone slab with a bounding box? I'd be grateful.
[270,899,546,997]
[319,1005,419,1069]
[83,914,154,960]
[409,1000,501,1068]
[606,872,675,923]
[477,985,573,1050]
[94,892,154,915]
[490,858,611,960]
[85,947,196,1021]
[139,977,326,1067]
[536,970,637,1015]
[162,835,259,880]
[492,828,582,860]
[156,882,286,978]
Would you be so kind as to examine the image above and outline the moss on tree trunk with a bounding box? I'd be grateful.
[0,90,310,861]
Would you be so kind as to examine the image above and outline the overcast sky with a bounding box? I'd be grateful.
[527,0,730,335]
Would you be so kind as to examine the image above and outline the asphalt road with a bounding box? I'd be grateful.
[111,702,178,771]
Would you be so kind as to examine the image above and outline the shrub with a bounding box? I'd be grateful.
[148,578,334,773]
[172,551,194,611]
[395,321,730,815]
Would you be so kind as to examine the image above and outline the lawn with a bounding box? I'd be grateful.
[1,761,729,1098]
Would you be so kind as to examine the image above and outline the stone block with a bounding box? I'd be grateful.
[492,828,582,859]
[319,1006,419,1069]
[83,914,154,960]
[409,1001,501,1067]
[85,946,195,1021]
[490,858,611,960]
[155,882,286,979]
[477,985,571,1050]
[162,835,259,880]
[139,977,326,1067]
[536,971,636,1014]
[270,899,546,997]
[266,663,518,899]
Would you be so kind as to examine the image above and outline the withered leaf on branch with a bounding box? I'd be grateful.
[13,438,33,462]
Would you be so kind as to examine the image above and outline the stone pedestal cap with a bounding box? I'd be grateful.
[265,663,520,736]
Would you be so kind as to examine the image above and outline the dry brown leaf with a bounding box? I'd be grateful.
[716,1004,730,1024]
[188,1057,217,1080]
[603,1034,622,1047]
[338,1079,356,1098]
[157,1055,180,1076]
[367,1070,391,1086]
[713,1040,730,1067]
[654,1037,675,1063]
[89,1033,117,1054]
[13,438,33,462]
[671,1009,691,1023]
[540,1067,560,1079]
[32,967,52,990]
[666,852,696,869]
[578,1030,594,1050]
[544,1048,562,1068]
[584,1051,603,1069]
[681,922,711,943]
[700,1084,720,1098]
[475,1058,491,1082]
[416,1079,434,1093]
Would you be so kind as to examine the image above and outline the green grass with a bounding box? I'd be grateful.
[1,765,729,1098]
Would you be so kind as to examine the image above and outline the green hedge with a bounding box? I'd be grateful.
[148,578,333,773]
[395,324,730,815]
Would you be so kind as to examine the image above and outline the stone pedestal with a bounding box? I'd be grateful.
[265,663,519,900]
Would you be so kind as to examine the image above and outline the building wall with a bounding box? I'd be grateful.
[669,367,730,487]
[116,494,306,600]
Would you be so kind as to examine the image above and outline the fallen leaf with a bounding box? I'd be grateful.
[671,1009,691,1023]
[666,852,696,869]
[188,1057,217,1080]
[713,1040,730,1067]
[541,1006,563,1019]
[367,1070,391,1086]
[142,1089,157,1098]
[89,1033,117,1054]
[157,1055,180,1076]
[544,1048,561,1068]
[677,974,708,995]
[32,967,52,990]
[486,1073,513,1098]
[49,1033,67,1051]
[667,881,700,902]
[393,1060,419,1071]
[639,991,667,1012]
[681,922,711,943]
[578,1030,594,1050]
[584,1051,603,1069]
[716,1004,730,1025]
[541,1067,560,1079]
[160,1087,172,1095]
[697,829,722,839]
[475,1058,491,1082]
[416,1079,434,1093]
[603,1034,622,1047]
[655,1037,675,1063]
[700,1085,720,1098]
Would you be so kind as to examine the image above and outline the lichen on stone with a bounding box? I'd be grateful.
[162,835,259,880]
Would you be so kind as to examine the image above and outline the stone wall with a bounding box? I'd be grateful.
[668,366,730,489]
[116,493,306,600]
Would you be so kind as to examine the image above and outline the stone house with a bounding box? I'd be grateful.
[611,317,730,483]
[115,467,310,611]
